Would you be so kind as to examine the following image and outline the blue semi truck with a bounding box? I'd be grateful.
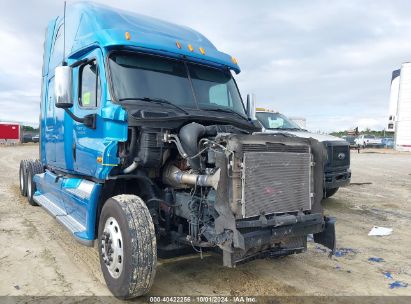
[19,2,336,298]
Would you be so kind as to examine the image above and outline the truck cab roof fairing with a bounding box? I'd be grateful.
[49,2,240,73]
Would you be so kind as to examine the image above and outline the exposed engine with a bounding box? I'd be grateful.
[117,122,328,266]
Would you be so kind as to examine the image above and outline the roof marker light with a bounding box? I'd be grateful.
[125,32,131,40]
[176,41,182,49]
[199,47,205,55]
[188,44,194,52]
[231,56,238,64]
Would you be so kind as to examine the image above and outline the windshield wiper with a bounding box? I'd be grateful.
[277,127,304,131]
[202,107,249,122]
[118,97,189,115]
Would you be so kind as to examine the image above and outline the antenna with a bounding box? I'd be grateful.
[62,1,67,66]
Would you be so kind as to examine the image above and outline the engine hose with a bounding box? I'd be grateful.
[179,122,206,170]
[126,127,137,165]
[122,160,138,174]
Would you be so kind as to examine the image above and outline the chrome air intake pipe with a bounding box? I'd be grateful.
[162,164,220,189]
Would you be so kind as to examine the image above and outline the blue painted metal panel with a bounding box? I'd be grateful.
[44,44,127,180]
[34,170,102,242]
[42,18,57,77]
[48,2,240,74]
[61,178,102,240]
[66,47,125,179]
[44,78,56,163]
[40,19,58,165]
[34,171,65,210]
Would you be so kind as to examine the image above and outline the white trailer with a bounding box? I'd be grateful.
[387,69,400,132]
[392,63,411,152]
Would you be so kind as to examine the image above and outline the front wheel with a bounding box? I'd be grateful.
[325,187,339,198]
[98,195,157,299]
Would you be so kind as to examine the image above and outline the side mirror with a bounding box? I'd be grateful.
[54,66,73,108]
[246,93,256,120]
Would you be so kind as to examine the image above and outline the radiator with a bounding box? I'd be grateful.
[241,151,312,218]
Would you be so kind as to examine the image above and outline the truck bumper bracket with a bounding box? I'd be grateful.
[314,216,336,253]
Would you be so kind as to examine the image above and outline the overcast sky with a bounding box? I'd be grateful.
[1,0,410,132]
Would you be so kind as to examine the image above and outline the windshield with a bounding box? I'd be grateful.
[256,112,302,130]
[108,52,246,116]
[187,64,245,114]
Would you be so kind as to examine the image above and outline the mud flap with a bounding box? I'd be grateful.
[314,216,336,253]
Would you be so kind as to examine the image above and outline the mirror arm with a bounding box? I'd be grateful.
[69,58,88,68]
[64,109,96,129]
[64,108,84,123]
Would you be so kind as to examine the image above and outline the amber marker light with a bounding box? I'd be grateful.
[125,31,131,40]
[188,44,194,52]
[176,41,182,49]
[199,47,205,55]
[97,156,103,164]
[231,56,238,64]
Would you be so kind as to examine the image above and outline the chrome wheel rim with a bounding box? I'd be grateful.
[20,167,24,191]
[27,171,32,198]
[101,217,124,279]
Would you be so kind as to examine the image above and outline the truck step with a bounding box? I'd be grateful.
[56,213,86,235]
[34,193,88,244]
[34,193,66,216]
[33,171,101,247]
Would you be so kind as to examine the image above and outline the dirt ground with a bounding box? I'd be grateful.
[0,145,410,299]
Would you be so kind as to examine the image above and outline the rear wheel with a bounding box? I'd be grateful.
[19,160,30,196]
[325,187,339,198]
[26,160,44,206]
[98,195,157,299]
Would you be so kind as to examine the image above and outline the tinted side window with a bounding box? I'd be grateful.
[79,61,100,108]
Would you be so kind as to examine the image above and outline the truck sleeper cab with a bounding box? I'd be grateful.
[19,2,336,299]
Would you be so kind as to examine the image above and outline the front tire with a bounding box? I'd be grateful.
[98,195,157,299]
[325,187,339,198]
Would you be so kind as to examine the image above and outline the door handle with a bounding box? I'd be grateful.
[72,142,76,161]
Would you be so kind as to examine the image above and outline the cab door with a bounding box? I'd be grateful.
[70,49,104,176]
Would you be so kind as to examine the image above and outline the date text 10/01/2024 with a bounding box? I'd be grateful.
[149,296,257,303]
